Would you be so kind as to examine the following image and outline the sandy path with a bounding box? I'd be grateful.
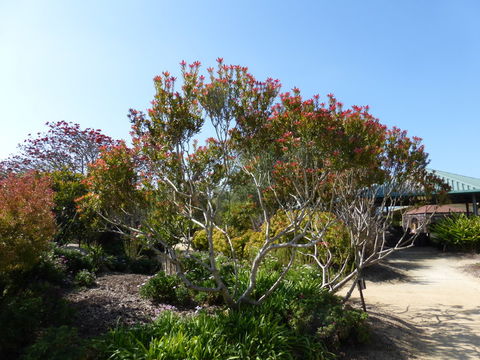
[345,247,480,360]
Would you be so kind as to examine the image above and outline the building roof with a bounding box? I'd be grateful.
[428,169,480,192]
[373,169,480,205]
[405,204,465,215]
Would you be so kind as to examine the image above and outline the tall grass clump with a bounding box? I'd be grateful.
[93,309,333,360]
[431,214,480,251]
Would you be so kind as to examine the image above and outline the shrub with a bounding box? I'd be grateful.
[140,254,234,307]
[2,253,68,294]
[315,304,370,347]
[195,210,351,264]
[22,326,86,360]
[237,263,370,350]
[140,271,179,304]
[15,254,68,288]
[129,256,159,274]
[104,255,129,272]
[0,291,44,357]
[192,228,208,250]
[74,270,96,287]
[179,252,213,282]
[181,253,233,305]
[193,227,271,259]
[431,214,480,251]
[0,284,73,359]
[82,243,106,273]
[173,284,193,306]
[221,200,258,231]
[53,247,93,274]
[96,231,124,256]
[50,170,102,245]
[0,172,56,275]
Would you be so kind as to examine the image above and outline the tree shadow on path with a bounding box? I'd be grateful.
[343,247,480,359]
[342,304,480,360]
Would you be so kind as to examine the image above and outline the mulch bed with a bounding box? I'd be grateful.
[63,273,184,337]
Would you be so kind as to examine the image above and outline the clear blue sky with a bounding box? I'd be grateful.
[1,0,479,176]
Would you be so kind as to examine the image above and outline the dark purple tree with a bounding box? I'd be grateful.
[1,121,118,175]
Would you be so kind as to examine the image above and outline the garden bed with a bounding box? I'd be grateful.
[63,273,191,337]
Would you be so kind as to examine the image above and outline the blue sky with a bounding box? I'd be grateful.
[1,0,479,176]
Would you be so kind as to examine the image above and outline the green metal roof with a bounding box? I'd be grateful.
[428,169,480,193]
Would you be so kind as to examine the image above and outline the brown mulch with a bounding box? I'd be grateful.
[63,273,181,337]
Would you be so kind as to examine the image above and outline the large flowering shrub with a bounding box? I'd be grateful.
[82,59,443,306]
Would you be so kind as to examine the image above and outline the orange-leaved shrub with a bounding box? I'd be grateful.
[0,172,56,274]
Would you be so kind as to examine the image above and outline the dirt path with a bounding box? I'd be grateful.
[344,247,480,359]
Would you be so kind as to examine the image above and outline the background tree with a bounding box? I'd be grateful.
[83,59,442,307]
[0,121,120,245]
[1,120,117,175]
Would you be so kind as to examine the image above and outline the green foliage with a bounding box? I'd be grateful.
[240,229,266,258]
[140,271,180,304]
[50,170,101,245]
[193,210,351,264]
[221,200,258,232]
[22,326,86,360]
[0,283,73,359]
[259,265,370,349]
[53,247,94,274]
[140,255,236,307]
[96,231,124,256]
[138,261,368,355]
[196,210,352,266]
[130,257,159,275]
[146,201,192,247]
[93,310,333,360]
[0,251,68,299]
[192,229,208,250]
[21,253,68,287]
[74,269,96,287]
[96,265,367,359]
[122,232,151,261]
[192,228,252,258]
[315,304,370,346]
[0,172,56,275]
[81,243,106,272]
[431,214,480,251]
[80,142,142,214]
[179,252,213,282]
[104,255,129,272]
